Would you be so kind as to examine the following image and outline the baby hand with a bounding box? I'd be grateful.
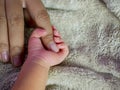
[26,27,69,68]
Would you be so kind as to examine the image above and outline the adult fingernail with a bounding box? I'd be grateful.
[1,51,9,62]
[48,41,59,52]
[12,55,22,66]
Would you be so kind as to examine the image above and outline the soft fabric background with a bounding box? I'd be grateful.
[0,0,120,90]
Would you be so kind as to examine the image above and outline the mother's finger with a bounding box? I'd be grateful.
[0,0,9,62]
[6,0,24,66]
[24,9,36,27]
[28,29,47,52]
[25,0,59,52]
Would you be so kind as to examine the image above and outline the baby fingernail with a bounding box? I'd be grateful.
[52,26,57,30]
[12,55,22,66]
[1,51,9,62]
[49,41,59,52]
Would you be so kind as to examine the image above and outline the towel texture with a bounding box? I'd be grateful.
[0,0,120,90]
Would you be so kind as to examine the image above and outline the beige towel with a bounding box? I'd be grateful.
[0,0,120,90]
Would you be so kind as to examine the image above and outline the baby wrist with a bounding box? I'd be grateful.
[25,56,51,69]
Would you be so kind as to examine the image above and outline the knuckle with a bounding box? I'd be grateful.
[35,10,50,22]
[8,15,23,26]
[11,46,23,51]
[10,46,24,55]
[42,33,53,43]
[0,43,8,51]
[43,33,53,40]
[0,16,7,24]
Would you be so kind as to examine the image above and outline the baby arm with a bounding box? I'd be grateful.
[12,27,69,90]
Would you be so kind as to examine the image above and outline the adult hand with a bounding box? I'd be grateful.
[0,0,58,67]
[0,0,24,66]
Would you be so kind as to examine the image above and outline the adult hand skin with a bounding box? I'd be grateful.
[0,0,24,66]
[0,0,58,66]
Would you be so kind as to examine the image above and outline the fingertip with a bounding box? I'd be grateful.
[11,55,22,67]
[52,26,57,30]
[54,31,61,37]
[48,41,59,52]
[10,46,24,67]
[54,37,63,43]
[0,51,9,63]
[52,26,61,37]
[57,43,65,49]
[57,43,69,55]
